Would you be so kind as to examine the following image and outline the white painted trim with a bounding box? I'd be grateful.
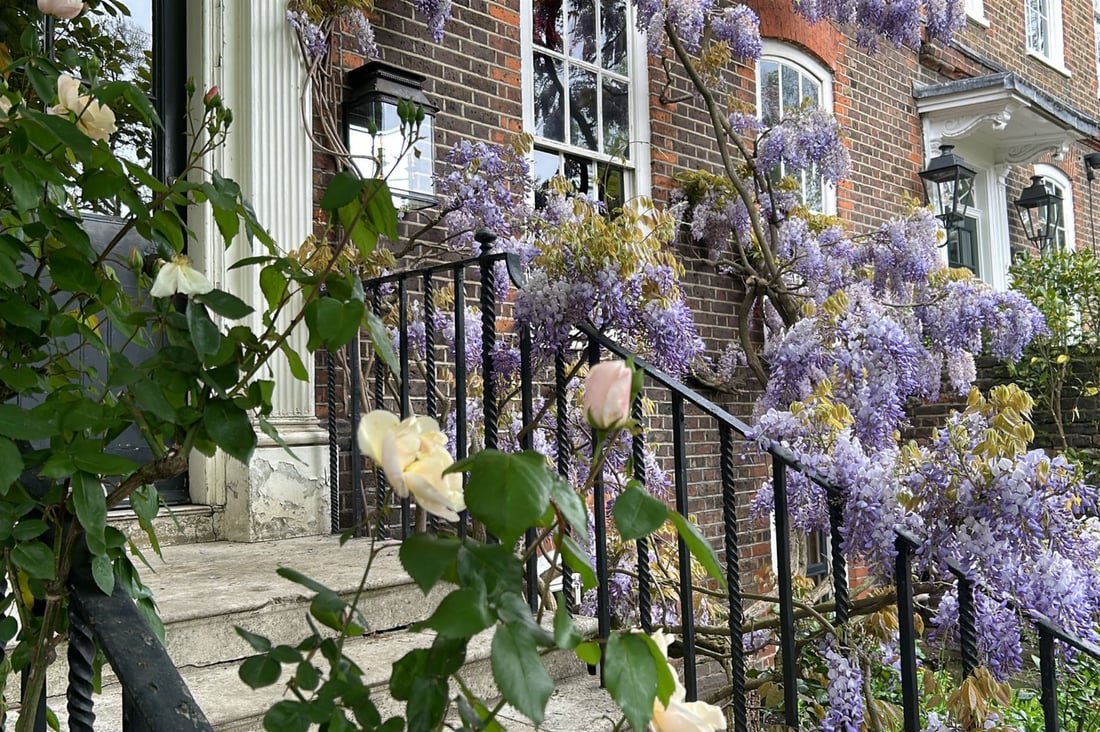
[1026,0,1065,70]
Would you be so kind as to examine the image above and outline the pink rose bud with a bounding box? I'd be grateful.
[583,360,634,430]
[203,86,221,107]
[37,0,83,20]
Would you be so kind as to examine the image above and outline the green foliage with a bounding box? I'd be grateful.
[1010,249,1100,449]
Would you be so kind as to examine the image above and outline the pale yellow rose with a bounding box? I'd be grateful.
[357,410,465,521]
[0,97,11,117]
[150,255,214,298]
[50,74,117,142]
[649,630,725,732]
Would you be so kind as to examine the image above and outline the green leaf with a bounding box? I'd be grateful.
[549,474,590,544]
[604,632,658,732]
[196,289,253,319]
[364,309,400,376]
[667,512,726,589]
[575,641,602,666]
[259,265,289,310]
[390,648,428,700]
[309,589,348,632]
[262,701,311,732]
[304,297,364,352]
[236,627,273,652]
[320,171,365,211]
[0,405,53,441]
[0,438,25,493]
[554,597,583,649]
[213,205,240,246]
[294,661,320,691]
[204,399,257,464]
[280,341,309,381]
[613,485,669,541]
[491,622,553,725]
[361,178,399,241]
[49,250,99,294]
[187,301,222,358]
[276,567,334,595]
[71,472,107,556]
[561,535,597,591]
[405,678,448,732]
[134,379,179,422]
[464,450,554,547]
[90,554,115,596]
[417,586,494,639]
[240,655,282,689]
[399,533,460,594]
[643,635,677,707]
[12,541,55,580]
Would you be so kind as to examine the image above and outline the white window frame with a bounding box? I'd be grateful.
[1034,163,1075,251]
[519,0,651,203]
[965,0,990,27]
[1025,0,1068,74]
[756,41,837,216]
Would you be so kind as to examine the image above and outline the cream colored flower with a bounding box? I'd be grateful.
[37,0,84,19]
[150,255,214,298]
[583,360,634,430]
[649,630,726,732]
[0,97,11,117]
[357,410,465,521]
[50,74,117,142]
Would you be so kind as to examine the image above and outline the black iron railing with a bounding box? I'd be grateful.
[328,232,1100,731]
[13,551,212,731]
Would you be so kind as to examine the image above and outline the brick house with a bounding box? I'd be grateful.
[97,0,1099,551]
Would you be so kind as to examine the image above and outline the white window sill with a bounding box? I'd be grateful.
[1027,50,1072,78]
[966,12,991,28]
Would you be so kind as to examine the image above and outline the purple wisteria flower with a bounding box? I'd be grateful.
[711,5,761,59]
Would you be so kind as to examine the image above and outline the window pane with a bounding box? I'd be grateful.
[534,0,564,51]
[533,148,561,208]
[597,163,625,212]
[760,60,780,125]
[564,154,593,195]
[602,76,629,158]
[781,65,801,115]
[568,0,596,63]
[569,66,598,150]
[601,0,628,73]
[534,53,566,142]
[949,217,980,274]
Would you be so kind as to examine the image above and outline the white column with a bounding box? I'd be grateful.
[189,0,330,540]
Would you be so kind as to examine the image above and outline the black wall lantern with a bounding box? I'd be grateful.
[1013,175,1062,252]
[919,144,977,243]
[345,62,438,209]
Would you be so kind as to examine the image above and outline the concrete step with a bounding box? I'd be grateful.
[22,535,608,730]
[41,618,601,730]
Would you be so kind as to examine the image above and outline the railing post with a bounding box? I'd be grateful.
[671,392,698,700]
[1038,623,1060,732]
[520,325,539,612]
[894,529,920,732]
[947,560,979,678]
[720,425,747,732]
[423,272,439,534]
[588,338,611,684]
[772,459,800,729]
[632,393,653,634]
[397,277,412,538]
[67,602,97,732]
[326,347,340,533]
[476,229,498,455]
[370,284,387,539]
[555,350,574,612]
[827,487,849,625]
[453,267,469,539]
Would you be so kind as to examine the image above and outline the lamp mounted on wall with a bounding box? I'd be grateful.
[345,61,438,210]
[1083,152,1100,253]
[919,144,977,245]
[1013,175,1062,253]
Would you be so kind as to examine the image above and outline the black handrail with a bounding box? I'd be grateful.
[16,553,214,731]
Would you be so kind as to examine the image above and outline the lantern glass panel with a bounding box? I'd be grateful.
[348,98,435,207]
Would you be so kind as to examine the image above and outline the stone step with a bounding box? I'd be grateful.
[40,618,601,730]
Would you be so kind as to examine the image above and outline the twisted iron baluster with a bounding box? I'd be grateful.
[950,562,979,678]
[424,272,438,534]
[827,488,849,625]
[894,530,920,732]
[671,392,697,700]
[398,277,411,538]
[477,230,498,454]
[327,348,339,533]
[454,266,469,540]
[520,327,538,611]
[1037,624,1059,732]
[632,394,653,634]
[719,425,747,732]
[349,328,364,535]
[371,284,387,539]
[66,604,96,732]
[772,459,799,728]
[555,350,573,612]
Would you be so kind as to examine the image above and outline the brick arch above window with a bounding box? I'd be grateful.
[744,0,841,71]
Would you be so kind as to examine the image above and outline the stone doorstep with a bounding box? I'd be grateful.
[107,504,219,550]
[37,618,604,731]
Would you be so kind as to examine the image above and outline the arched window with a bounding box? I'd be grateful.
[1034,163,1075,251]
[757,43,835,214]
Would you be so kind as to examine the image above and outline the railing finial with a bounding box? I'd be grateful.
[475,228,497,255]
